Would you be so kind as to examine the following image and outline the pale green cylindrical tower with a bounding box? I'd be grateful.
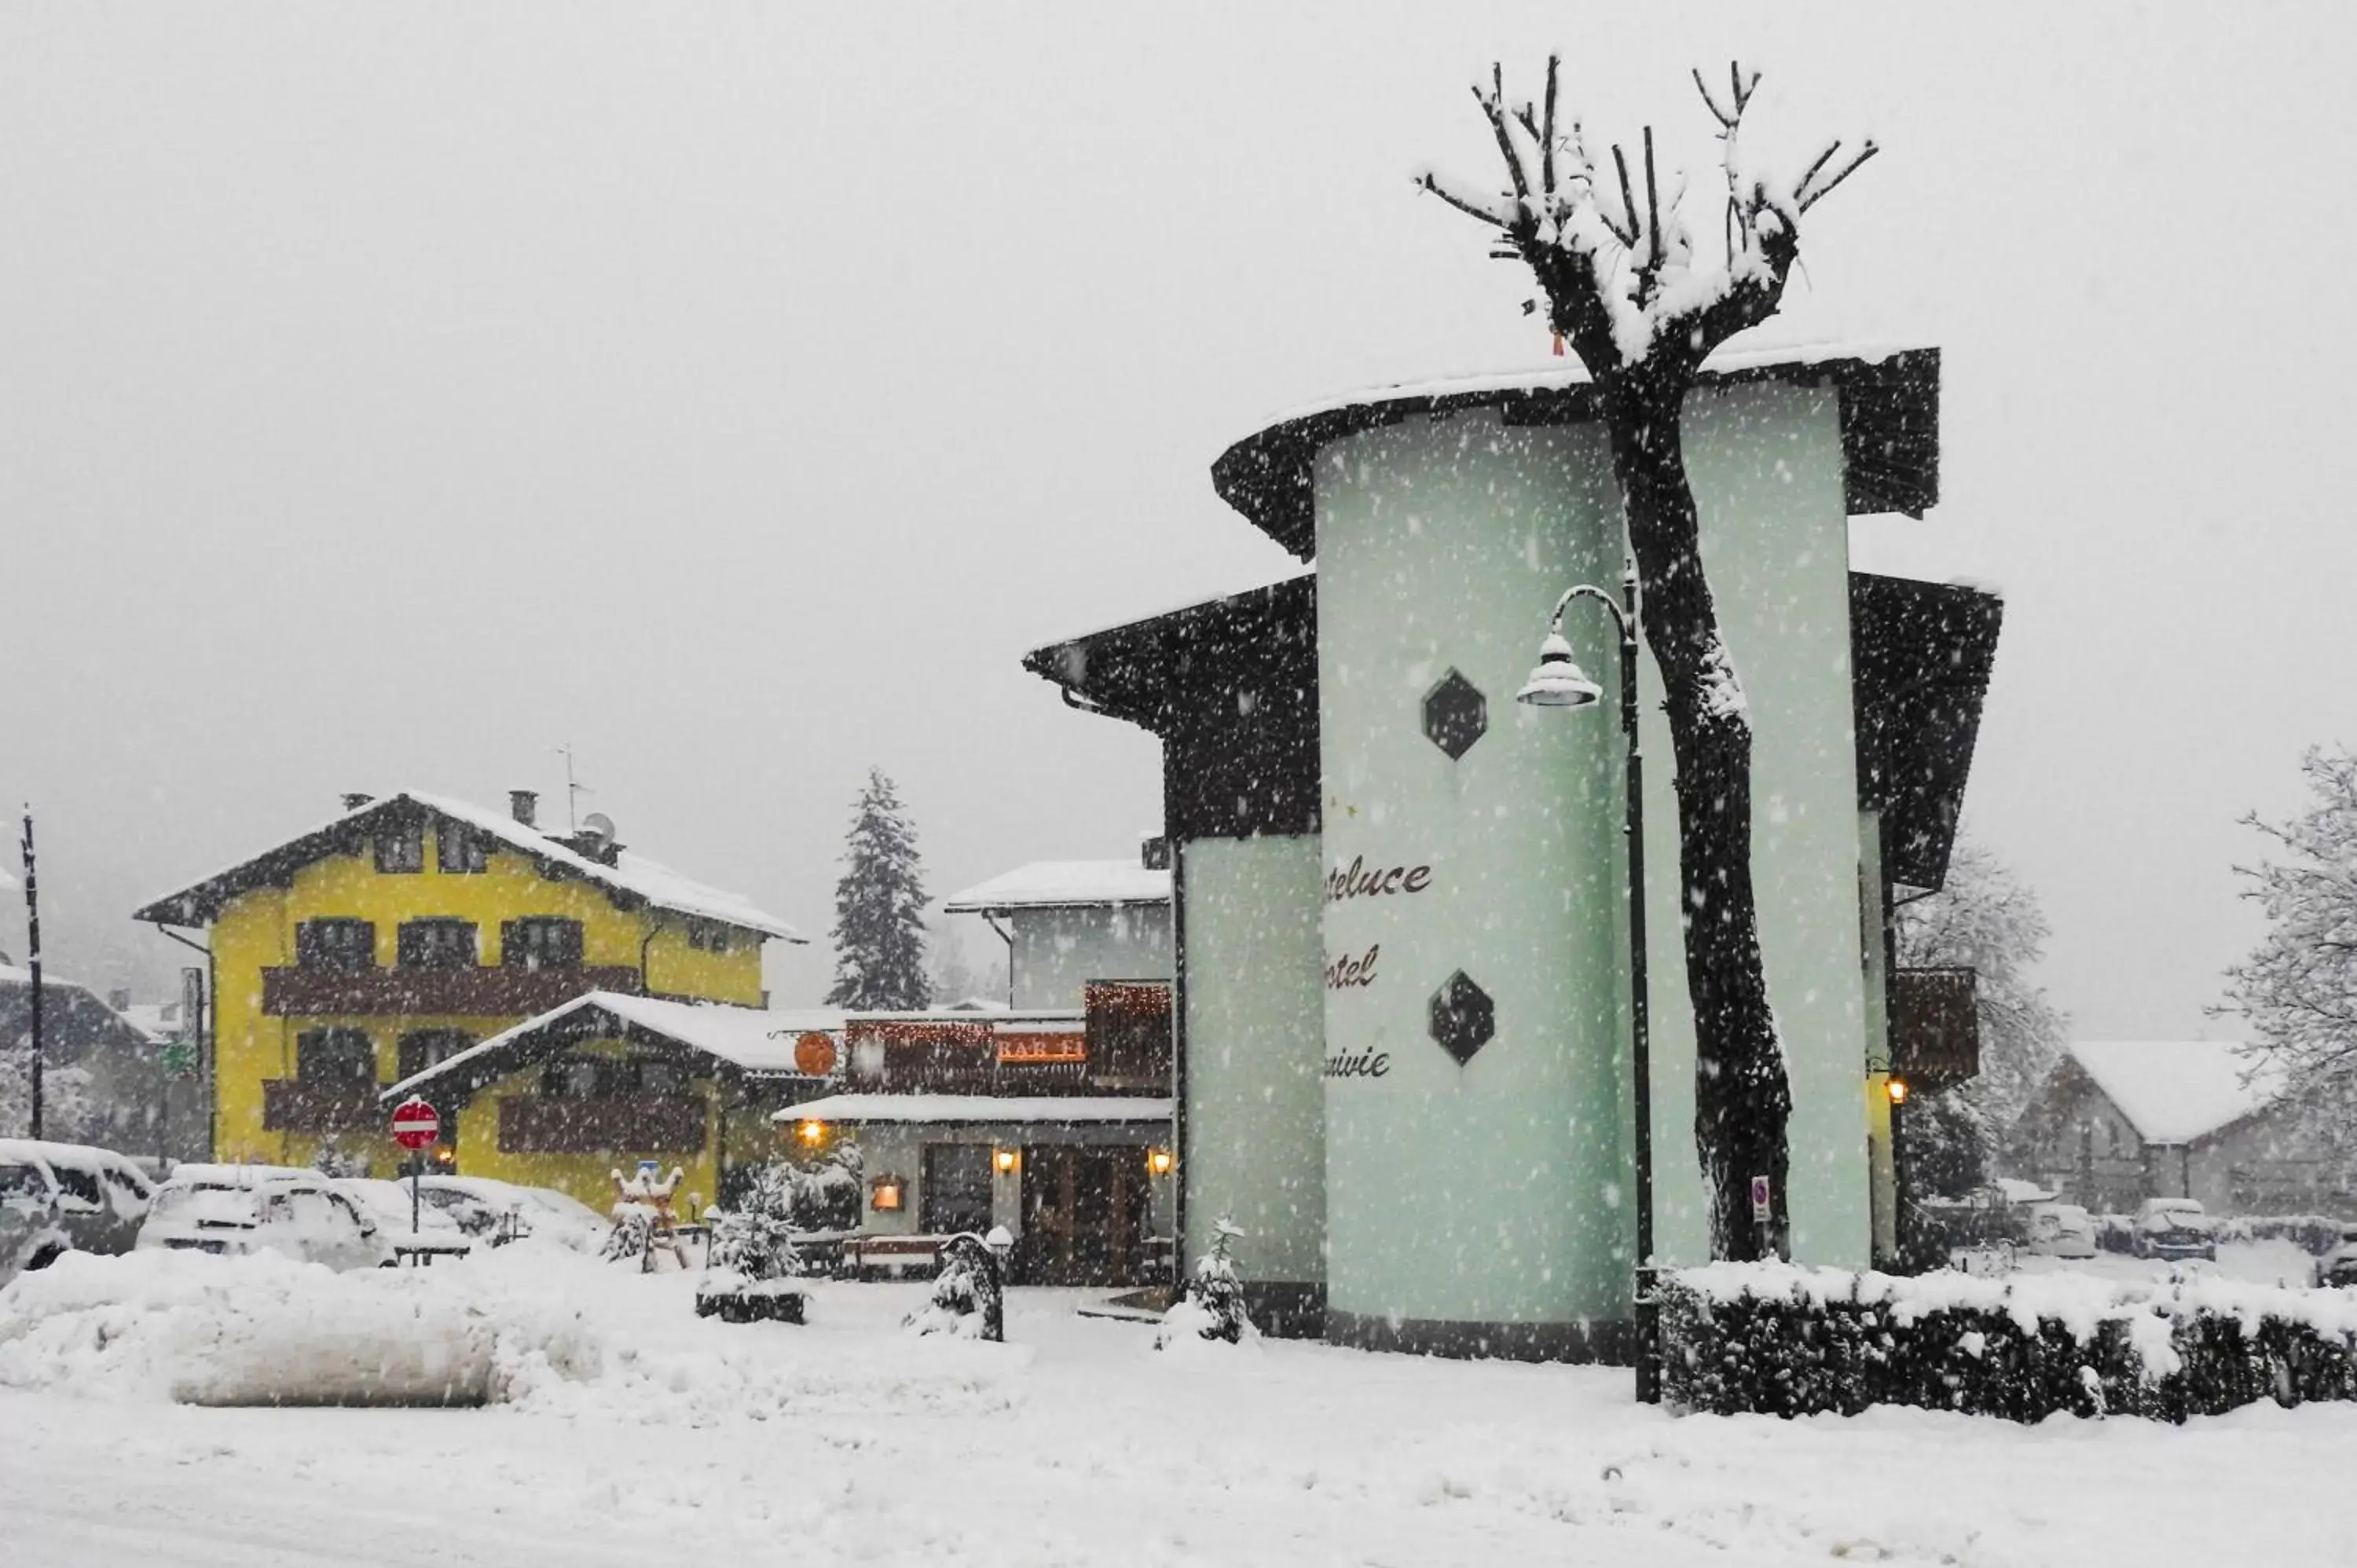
[1314,408,1637,1357]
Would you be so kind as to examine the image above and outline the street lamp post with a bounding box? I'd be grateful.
[1516,562,1660,1405]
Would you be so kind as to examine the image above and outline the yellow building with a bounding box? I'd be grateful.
[134,789,811,1205]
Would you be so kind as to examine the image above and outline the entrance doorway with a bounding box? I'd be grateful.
[1017,1144,1148,1286]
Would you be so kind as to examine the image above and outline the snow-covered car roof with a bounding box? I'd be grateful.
[159,1163,324,1189]
[0,1138,152,1186]
[132,791,802,943]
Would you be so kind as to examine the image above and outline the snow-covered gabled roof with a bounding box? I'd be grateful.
[382,991,842,1104]
[132,791,802,942]
[776,1094,1171,1126]
[942,860,1171,914]
[2066,1040,2285,1147]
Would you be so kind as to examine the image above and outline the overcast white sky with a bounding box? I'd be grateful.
[2,3,2351,1039]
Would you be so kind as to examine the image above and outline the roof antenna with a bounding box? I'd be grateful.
[552,744,593,833]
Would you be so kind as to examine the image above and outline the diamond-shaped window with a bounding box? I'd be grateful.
[1428,970,1495,1065]
[1422,669,1487,760]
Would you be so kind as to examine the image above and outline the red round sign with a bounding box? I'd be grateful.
[390,1097,440,1150]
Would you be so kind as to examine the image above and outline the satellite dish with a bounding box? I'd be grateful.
[579,811,617,851]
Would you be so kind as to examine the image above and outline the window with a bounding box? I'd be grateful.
[48,1163,101,1207]
[295,918,376,972]
[686,920,734,954]
[436,822,487,874]
[398,919,478,969]
[541,1058,607,1099]
[502,918,584,971]
[397,1030,473,1082]
[325,1191,373,1236]
[639,1061,681,1096]
[921,1143,996,1235]
[296,1028,377,1084]
[375,824,424,874]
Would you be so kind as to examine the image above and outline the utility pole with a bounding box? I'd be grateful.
[21,807,43,1141]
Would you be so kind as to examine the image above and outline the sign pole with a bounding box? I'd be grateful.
[412,1151,422,1235]
[21,808,42,1141]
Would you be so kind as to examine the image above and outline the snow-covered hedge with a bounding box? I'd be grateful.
[1659,1262,2357,1423]
[2218,1214,2348,1255]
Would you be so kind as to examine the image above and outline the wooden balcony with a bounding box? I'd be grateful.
[498,1094,706,1155]
[262,1079,383,1134]
[1890,966,1979,1086]
[261,965,641,1018]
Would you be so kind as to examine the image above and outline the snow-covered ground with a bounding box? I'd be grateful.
[5,1245,2356,1567]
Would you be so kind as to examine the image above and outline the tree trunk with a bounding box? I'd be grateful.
[1602,371,1793,1260]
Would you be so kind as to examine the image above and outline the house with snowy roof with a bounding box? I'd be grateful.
[940,852,1171,1009]
[775,851,1178,1286]
[132,789,810,1201]
[1,963,181,1156]
[2011,1040,2339,1217]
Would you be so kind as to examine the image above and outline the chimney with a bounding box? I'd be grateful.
[510,790,539,826]
[107,988,131,1012]
[341,793,374,811]
[1141,834,1171,871]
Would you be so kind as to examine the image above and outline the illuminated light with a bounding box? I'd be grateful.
[431,1145,456,1167]
[994,1147,1018,1174]
[1886,1077,1910,1106]
[797,1119,827,1145]
[1146,1148,1175,1177]
[870,1178,903,1212]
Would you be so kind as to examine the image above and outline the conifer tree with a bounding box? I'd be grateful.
[826,768,931,1011]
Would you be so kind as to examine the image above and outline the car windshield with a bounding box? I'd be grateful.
[0,1163,46,1203]
[152,1184,260,1227]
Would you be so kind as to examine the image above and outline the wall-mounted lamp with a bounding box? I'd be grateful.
[870,1178,903,1211]
[797,1119,827,1146]
[1146,1148,1175,1177]
[1885,1077,1910,1106]
[993,1146,1019,1174]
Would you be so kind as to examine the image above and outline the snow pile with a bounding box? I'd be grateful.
[0,1244,1024,1420]
[0,1247,598,1405]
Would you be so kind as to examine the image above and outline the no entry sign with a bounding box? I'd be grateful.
[390,1097,440,1150]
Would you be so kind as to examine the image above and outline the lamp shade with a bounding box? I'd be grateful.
[1515,632,1604,709]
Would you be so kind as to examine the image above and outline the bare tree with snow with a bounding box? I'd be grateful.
[2219,746,2357,1181]
[1419,59,1876,1258]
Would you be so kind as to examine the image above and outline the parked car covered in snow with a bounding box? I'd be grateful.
[0,1138,153,1258]
[2315,1223,2357,1289]
[2025,1201,2099,1259]
[418,1175,605,1250]
[329,1178,474,1242]
[137,1164,392,1269]
[2132,1197,2219,1262]
[0,1152,72,1283]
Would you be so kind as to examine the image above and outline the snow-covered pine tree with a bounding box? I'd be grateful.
[707,1160,803,1282]
[2220,746,2357,1190]
[826,768,931,1012]
[1157,1214,1255,1348]
[1419,60,1878,1258]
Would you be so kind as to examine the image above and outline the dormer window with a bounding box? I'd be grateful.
[374,824,423,874]
[398,918,478,969]
[437,822,487,874]
[502,918,584,971]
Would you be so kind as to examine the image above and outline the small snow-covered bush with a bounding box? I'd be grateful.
[1659,1261,2357,1423]
[2217,1214,2349,1255]
[1157,1216,1254,1350]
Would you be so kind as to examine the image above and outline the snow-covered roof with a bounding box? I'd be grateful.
[942,860,1170,913]
[385,991,841,1101]
[778,1094,1173,1126]
[133,791,802,943]
[2067,1040,2285,1146]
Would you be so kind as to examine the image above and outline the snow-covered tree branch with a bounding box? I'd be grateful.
[2221,746,2357,1089]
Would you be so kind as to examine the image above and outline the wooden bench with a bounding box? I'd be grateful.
[841,1233,947,1280]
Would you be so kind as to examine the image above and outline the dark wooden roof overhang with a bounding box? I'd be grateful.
[1210,350,1941,561]
[1849,572,2005,891]
[1022,574,1321,840]
[1028,563,2001,891]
